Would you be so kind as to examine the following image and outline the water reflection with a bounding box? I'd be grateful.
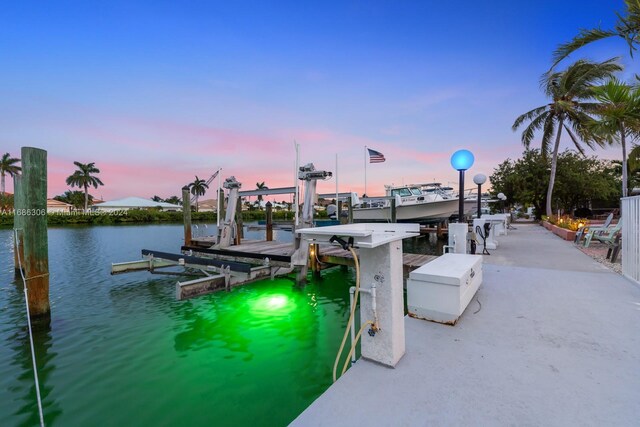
[4,279,61,426]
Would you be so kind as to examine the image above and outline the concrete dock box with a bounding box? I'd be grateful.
[407,253,483,325]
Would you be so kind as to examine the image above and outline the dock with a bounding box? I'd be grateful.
[186,238,437,274]
[291,223,640,426]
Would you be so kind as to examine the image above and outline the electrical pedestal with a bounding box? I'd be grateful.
[296,223,419,367]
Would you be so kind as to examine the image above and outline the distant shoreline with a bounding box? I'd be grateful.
[0,209,307,228]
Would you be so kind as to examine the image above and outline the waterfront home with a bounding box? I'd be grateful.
[92,196,182,212]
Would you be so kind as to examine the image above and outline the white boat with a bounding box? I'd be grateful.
[353,184,459,223]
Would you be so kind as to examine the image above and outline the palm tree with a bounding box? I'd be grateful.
[66,162,104,211]
[512,59,622,217]
[552,0,640,67]
[189,176,209,212]
[0,153,21,196]
[151,195,164,202]
[255,182,268,204]
[589,79,640,198]
[165,195,181,205]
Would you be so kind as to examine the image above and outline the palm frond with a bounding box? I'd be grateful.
[552,28,618,68]
[512,105,549,131]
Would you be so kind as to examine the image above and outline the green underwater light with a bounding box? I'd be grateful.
[250,292,296,317]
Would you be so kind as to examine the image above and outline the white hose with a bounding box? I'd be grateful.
[14,228,46,427]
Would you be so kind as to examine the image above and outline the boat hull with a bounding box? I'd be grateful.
[353,199,458,224]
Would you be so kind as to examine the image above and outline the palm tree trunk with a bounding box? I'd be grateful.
[621,123,628,198]
[546,118,564,217]
[1,172,5,197]
[84,184,89,212]
[196,196,199,212]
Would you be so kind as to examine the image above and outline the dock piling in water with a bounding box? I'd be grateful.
[182,186,192,246]
[19,147,50,318]
[266,202,273,241]
[13,174,24,276]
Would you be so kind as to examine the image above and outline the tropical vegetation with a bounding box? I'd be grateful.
[589,79,640,197]
[189,176,209,212]
[552,0,640,67]
[65,161,104,211]
[512,58,621,216]
[0,152,21,196]
[490,149,620,219]
[54,190,94,209]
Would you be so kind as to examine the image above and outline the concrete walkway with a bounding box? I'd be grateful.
[292,224,640,426]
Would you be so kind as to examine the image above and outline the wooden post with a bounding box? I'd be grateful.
[13,174,24,276]
[218,188,226,221]
[347,196,353,224]
[182,186,192,246]
[20,147,50,318]
[265,201,273,241]
[235,197,244,243]
[390,198,397,223]
[310,243,320,278]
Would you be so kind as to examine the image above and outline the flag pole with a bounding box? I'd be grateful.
[364,145,367,197]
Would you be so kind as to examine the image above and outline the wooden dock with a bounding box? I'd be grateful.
[186,238,437,275]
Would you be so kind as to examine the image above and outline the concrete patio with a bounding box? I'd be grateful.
[292,224,640,426]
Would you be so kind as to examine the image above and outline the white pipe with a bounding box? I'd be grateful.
[350,283,379,341]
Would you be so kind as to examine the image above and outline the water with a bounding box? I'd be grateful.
[0,223,438,426]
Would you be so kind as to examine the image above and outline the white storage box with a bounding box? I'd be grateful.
[407,253,483,325]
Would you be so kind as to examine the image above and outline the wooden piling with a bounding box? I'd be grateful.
[20,147,50,318]
[218,188,226,221]
[235,197,244,243]
[13,174,24,276]
[390,198,397,223]
[265,202,273,241]
[182,186,192,246]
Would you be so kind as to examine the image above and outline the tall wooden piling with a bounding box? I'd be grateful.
[20,147,50,318]
[390,198,397,223]
[13,174,24,276]
[218,188,226,221]
[265,202,273,241]
[182,186,192,246]
[235,197,244,243]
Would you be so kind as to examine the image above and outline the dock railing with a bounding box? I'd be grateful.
[621,195,640,285]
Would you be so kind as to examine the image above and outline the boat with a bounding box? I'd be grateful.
[352,184,459,223]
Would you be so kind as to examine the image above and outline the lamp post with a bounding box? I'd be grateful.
[497,192,506,213]
[473,174,487,218]
[450,150,475,222]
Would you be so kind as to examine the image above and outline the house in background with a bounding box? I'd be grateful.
[47,199,73,213]
[196,198,219,212]
[92,196,182,212]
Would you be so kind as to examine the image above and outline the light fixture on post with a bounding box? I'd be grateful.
[473,174,487,218]
[450,150,475,222]
[497,192,506,213]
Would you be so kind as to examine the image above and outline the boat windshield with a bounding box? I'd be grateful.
[410,188,422,196]
[391,188,412,197]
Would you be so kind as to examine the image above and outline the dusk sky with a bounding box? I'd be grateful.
[1,1,637,200]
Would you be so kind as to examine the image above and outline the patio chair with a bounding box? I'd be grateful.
[583,218,623,248]
[574,212,613,244]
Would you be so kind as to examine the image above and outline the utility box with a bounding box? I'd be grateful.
[407,253,483,325]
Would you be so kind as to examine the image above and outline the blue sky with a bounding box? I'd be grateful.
[0,0,635,199]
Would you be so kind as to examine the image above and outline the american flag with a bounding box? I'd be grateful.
[367,148,386,163]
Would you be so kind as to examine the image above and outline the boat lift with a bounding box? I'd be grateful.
[111,163,333,299]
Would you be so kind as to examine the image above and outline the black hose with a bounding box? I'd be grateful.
[475,224,491,255]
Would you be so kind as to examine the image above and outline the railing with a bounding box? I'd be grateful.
[621,195,640,285]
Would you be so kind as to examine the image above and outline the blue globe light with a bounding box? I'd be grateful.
[450,150,475,171]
